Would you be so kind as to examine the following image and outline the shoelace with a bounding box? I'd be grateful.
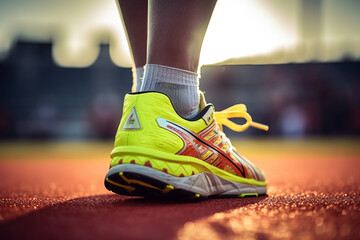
[214,104,269,132]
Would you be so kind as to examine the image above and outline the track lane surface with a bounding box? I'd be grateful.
[0,140,359,240]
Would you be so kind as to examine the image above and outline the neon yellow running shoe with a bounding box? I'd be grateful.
[104,91,268,199]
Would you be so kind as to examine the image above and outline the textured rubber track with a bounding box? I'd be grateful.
[0,140,360,240]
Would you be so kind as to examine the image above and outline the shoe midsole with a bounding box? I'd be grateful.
[110,146,267,187]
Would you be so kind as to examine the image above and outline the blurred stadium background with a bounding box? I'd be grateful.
[0,0,360,140]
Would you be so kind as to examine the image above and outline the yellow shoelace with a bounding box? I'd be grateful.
[214,104,269,132]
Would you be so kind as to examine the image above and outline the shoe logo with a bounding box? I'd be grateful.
[122,107,141,130]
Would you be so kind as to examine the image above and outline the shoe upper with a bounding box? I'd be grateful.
[114,91,267,182]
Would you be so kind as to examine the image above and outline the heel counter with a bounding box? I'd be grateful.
[114,93,184,154]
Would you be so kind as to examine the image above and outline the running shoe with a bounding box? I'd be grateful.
[104,91,268,199]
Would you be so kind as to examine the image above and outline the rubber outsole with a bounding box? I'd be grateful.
[104,164,266,199]
[105,171,199,199]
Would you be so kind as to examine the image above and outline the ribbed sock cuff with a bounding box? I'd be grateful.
[135,67,144,92]
[141,64,200,118]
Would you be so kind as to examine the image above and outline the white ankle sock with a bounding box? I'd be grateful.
[141,64,199,118]
[135,67,144,92]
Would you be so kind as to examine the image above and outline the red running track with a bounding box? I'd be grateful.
[0,140,359,240]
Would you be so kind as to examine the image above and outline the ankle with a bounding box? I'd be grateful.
[141,64,200,118]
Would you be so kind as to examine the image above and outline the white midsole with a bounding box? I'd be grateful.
[106,164,266,197]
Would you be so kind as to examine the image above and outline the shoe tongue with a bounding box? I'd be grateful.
[202,106,214,125]
[199,91,207,110]
[199,92,215,125]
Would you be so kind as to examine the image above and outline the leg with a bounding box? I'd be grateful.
[147,0,217,72]
[118,0,147,91]
[141,0,217,117]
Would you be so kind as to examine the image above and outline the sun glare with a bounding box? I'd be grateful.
[200,0,298,65]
